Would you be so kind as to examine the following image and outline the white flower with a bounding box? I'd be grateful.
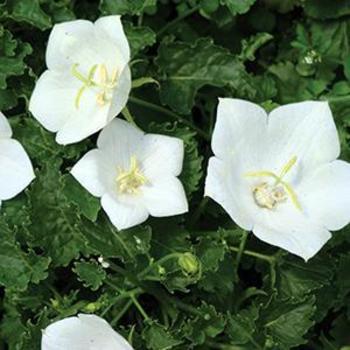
[0,112,35,205]
[29,16,131,145]
[41,314,133,350]
[205,98,350,261]
[71,118,188,230]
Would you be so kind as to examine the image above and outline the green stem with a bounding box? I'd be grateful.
[110,299,133,326]
[324,95,350,103]
[157,5,200,37]
[121,107,137,126]
[235,231,248,272]
[229,246,275,264]
[131,294,150,321]
[138,252,183,279]
[129,96,210,141]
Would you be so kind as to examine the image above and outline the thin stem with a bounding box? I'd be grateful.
[138,252,183,279]
[121,107,137,126]
[235,231,248,272]
[229,246,275,264]
[129,96,210,141]
[157,5,200,37]
[111,299,133,326]
[131,294,150,321]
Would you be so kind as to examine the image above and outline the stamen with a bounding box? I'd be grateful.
[245,156,301,210]
[116,156,148,195]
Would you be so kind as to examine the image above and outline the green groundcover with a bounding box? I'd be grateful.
[1,0,350,349]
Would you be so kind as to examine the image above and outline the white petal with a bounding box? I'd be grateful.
[265,101,339,175]
[205,156,258,231]
[108,64,132,122]
[143,177,188,217]
[71,149,114,197]
[0,139,35,200]
[46,19,94,71]
[95,15,130,64]
[0,112,12,138]
[97,118,144,168]
[139,134,184,178]
[212,98,267,165]
[101,192,148,230]
[299,160,350,231]
[29,70,78,133]
[46,18,128,74]
[41,314,133,350]
[253,203,331,261]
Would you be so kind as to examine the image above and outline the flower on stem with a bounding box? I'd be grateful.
[71,119,188,230]
[29,16,131,145]
[205,98,350,261]
[0,112,35,205]
[41,314,133,350]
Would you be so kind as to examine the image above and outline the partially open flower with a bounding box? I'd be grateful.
[0,112,35,205]
[41,314,133,350]
[71,119,188,230]
[205,98,350,261]
[29,16,131,145]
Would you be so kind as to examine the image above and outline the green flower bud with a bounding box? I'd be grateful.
[178,252,201,276]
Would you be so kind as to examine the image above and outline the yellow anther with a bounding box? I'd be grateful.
[245,156,301,210]
[116,156,148,195]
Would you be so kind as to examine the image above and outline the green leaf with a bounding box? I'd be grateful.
[0,27,32,89]
[261,296,316,348]
[100,0,157,15]
[220,0,256,15]
[304,0,350,19]
[7,0,52,30]
[0,217,50,290]
[239,32,273,61]
[73,260,107,291]
[156,38,250,114]
[125,22,156,57]
[62,175,101,222]
[142,321,183,350]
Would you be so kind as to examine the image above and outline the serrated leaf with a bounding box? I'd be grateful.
[73,260,106,291]
[220,0,256,15]
[100,0,156,15]
[156,38,250,114]
[62,175,101,222]
[125,22,156,58]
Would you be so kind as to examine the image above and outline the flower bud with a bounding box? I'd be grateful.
[178,253,201,276]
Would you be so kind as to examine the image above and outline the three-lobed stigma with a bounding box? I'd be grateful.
[71,63,119,109]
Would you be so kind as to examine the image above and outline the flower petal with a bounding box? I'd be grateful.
[108,64,132,122]
[266,101,339,174]
[299,160,350,231]
[139,134,184,178]
[71,149,114,197]
[0,139,35,200]
[205,156,258,231]
[253,203,331,261]
[41,314,133,350]
[212,98,267,165]
[143,177,188,217]
[29,70,78,133]
[101,192,148,230]
[0,112,12,138]
[46,19,94,71]
[97,118,144,168]
[95,15,130,64]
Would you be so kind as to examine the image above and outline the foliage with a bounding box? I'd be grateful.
[1,0,350,349]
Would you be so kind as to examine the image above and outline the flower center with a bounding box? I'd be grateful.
[71,63,119,109]
[116,156,148,195]
[245,156,302,210]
